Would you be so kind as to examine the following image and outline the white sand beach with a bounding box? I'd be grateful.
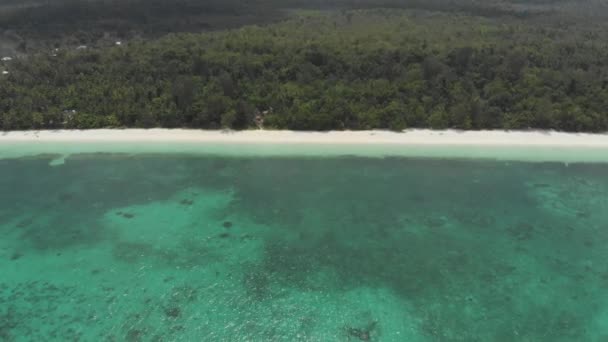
[1,129,608,162]
[2,128,608,145]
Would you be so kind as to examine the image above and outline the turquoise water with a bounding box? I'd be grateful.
[1,153,608,341]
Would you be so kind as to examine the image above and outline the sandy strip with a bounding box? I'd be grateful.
[0,129,607,145]
[1,129,608,162]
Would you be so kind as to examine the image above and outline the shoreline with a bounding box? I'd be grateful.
[2,129,608,162]
[1,128,608,145]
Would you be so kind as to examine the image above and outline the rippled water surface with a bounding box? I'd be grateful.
[1,154,607,341]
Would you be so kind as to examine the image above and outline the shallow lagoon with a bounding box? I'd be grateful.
[1,152,608,341]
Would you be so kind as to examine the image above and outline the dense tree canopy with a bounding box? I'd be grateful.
[2,0,600,52]
[0,0,285,52]
[1,7,608,131]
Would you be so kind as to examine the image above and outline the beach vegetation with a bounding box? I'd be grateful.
[1,1,607,132]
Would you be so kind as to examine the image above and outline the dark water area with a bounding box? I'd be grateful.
[1,154,607,341]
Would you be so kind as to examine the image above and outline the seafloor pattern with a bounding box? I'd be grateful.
[1,154,607,341]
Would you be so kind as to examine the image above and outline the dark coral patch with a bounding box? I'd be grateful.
[116,211,135,219]
[126,329,145,342]
[164,307,181,319]
[121,213,135,219]
[180,199,194,206]
[345,321,377,341]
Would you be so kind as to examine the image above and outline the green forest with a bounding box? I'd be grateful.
[1,0,608,131]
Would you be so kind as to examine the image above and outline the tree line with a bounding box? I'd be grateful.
[1,9,608,131]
